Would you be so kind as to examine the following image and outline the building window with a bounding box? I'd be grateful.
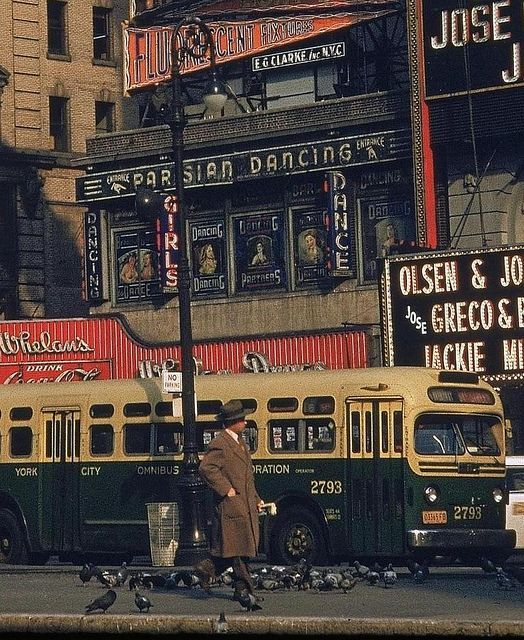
[95,101,115,134]
[47,0,67,56]
[93,7,113,61]
[49,96,70,151]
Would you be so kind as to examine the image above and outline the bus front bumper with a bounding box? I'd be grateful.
[407,528,516,552]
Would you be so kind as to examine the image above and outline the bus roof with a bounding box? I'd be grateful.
[0,366,498,401]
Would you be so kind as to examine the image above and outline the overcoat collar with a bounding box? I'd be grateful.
[221,430,248,465]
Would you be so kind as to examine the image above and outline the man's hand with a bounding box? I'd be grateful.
[227,487,237,497]
[257,500,265,512]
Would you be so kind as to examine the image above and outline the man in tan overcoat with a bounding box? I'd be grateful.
[195,399,264,601]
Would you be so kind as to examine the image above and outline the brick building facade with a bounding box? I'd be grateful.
[0,0,136,319]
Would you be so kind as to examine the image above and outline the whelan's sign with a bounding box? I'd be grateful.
[381,245,524,382]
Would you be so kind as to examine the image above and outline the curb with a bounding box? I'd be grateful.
[0,615,523,636]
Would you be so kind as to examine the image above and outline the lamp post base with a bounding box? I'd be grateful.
[174,462,209,566]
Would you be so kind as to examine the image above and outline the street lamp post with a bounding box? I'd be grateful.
[169,17,227,566]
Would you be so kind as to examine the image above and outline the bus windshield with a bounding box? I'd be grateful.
[414,414,501,456]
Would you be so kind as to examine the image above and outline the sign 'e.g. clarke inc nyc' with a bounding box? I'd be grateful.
[381,245,524,381]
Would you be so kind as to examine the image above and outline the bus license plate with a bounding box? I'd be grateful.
[422,510,447,524]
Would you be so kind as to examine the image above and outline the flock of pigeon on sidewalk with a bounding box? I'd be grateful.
[79,557,524,616]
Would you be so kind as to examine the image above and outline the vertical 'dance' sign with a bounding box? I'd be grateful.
[324,171,351,276]
[158,195,179,292]
[83,210,104,302]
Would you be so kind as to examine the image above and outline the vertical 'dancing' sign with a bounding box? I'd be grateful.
[324,171,351,277]
[84,210,104,302]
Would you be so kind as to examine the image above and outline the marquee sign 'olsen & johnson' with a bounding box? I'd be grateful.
[381,245,524,382]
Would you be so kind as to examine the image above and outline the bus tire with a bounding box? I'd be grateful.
[270,507,327,566]
[0,509,28,564]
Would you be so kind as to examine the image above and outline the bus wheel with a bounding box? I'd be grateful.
[270,507,326,566]
[0,509,28,564]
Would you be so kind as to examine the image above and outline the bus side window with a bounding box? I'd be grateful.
[268,397,299,412]
[364,411,372,453]
[241,420,258,452]
[90,404,114,419]
[90,424,114,455]
[303,396,335,415]
[10,426,32,457]
[381,411,389,453]
[269,420,298,452]
[196,400,223,416]
[124,403,151,417]
[155,423,183,454]
[124,424,152,454]
[393,410,403,453]
[351,411,361,453]
[305,419,335,452]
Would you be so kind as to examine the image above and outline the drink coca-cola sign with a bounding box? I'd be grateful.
[0,362,111,385]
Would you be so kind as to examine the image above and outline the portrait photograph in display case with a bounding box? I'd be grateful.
[234,213,286,293]
[293,209,330,286]
[190,221,227,298]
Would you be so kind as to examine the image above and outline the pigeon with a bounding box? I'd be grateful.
[366,570,380,586]
[170,570,194,588]
[237,589,262,611]
[85,589,117,614]
[340,577,358,593]
[496,567,517,590]
[382,564,397,588]
[221,573,234,586]
[414,568,428,584]
[134,590,153,613]
[129,574,143,591]
[259,578,279,591]
[134,573,167,591]
[322,573,340,590]
[79,563,93,586]
[480,557,497,573]
[353,561,370,579]
[87,564,108,585]
[504,565,524,586]
[214,611,228,634]
[116,562,130,587]
[281,574,297,590]
[99,571,119,588]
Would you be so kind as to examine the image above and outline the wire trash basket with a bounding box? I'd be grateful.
[146,502,180,567]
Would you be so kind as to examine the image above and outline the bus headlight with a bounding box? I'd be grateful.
[424,486,439,503]
[492,488,504,503]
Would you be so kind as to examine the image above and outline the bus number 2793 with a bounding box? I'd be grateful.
[310,480,343,494]
[453,505,482,520]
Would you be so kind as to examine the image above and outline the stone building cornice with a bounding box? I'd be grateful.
[74,89,410,169]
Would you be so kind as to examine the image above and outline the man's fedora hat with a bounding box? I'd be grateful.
[215,399,252,423]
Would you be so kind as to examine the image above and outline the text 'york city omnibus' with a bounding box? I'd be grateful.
[0,366,514,566]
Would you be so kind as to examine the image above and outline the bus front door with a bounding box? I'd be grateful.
[43,410,81,554]
[347,399,404,557]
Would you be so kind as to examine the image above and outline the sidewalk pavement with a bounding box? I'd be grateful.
[2,561,524,636]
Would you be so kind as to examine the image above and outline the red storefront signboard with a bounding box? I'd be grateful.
[0,316,368,384]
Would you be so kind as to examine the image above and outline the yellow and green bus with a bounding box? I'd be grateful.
[0,366,515,566]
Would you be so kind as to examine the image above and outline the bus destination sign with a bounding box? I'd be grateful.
[382,245,524,381]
